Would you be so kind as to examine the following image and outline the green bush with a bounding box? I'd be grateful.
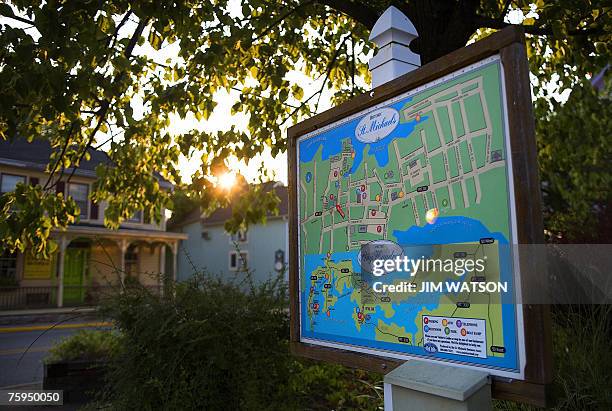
[96,273,610,410]
[494,305,612,411]
[549,305,612,410]
[45,329,121,364]
[96,274,383,410]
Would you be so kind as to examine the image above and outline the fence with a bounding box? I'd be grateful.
[0,284,162,310]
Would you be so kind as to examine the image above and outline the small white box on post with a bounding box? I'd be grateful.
[368,6,421,88]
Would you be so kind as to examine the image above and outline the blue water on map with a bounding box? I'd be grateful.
[301,216,520,372]
[392,216,508,245]
[298,98,423,172]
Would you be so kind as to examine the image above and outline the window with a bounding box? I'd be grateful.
[68,183,89,219]
[0,251,18,284]
[229,251,248,271]
[229,229,248,244]
[127,211,143,223]
[1,174,26,194]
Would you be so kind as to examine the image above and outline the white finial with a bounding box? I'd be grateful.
[368,6,421,88]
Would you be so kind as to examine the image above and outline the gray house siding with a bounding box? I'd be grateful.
[176,217,288,285]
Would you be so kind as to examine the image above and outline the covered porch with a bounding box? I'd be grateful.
[0,226,187,309]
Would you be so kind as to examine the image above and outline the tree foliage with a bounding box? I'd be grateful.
[0,0,609,254]
[535,80,611,242]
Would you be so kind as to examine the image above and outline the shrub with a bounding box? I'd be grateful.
[45,329,121,364]
[96,274,383,410]
[494,304,612,410]
[98,273,611,410]
[97,274,293,409]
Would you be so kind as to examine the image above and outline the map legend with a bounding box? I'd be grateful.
[422,316,487,359]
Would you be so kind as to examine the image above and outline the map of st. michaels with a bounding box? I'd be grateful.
[297,58,521,373]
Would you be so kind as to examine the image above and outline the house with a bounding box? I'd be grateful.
[170,183,288,285]
[0,139,187,309]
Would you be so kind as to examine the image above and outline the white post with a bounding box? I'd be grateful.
[384,360,492,411]
[171,241,178,283]
[368,8,493,411]
[368,6,421,88]
[159,243,166,296]
[119,238,128,286]
[56,236,68,308]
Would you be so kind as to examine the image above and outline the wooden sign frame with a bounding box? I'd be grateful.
[288,26,552,407]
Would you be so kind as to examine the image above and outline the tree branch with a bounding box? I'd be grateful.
[108,10,133,49]
[499,0,512,20]
[43,123,75,190]
[350,35,355,97]
[315,36,348,112]
[230,86,299,109]
[314,0,379,28]
[0,11,36,27]
[281,35,348,125]
[474,15,605,37]
[252,0,314,42]
[65,18,149,186]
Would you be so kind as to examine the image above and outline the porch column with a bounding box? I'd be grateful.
[171,241,178,283]
[119,238,128,286]
[56,236,68,308]
[158,243,166,296]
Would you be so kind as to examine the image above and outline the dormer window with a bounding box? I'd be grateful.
[0,174,26,194]
[127,210,143,223]
[68,183,89,219]
[229,229,248,243]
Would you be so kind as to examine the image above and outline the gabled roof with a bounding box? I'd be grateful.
[0,138,172,188]
[169,182,288,229]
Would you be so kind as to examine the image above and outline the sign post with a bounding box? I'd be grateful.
[370,8,494,410]
[288,11,551,407]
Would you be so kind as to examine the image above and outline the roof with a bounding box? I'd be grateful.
[169,183,288,229]
[0,138,172,188]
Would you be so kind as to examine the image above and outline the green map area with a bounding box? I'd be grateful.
[298,57,520,374]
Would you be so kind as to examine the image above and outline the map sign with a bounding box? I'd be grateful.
[295,55,526,379]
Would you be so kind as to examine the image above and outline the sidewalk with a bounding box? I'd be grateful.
[0,307,101,327]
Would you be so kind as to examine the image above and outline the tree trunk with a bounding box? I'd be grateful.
[318,0,480,64]
[396,0,479,64]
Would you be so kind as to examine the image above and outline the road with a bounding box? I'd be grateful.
[0,324,110,389]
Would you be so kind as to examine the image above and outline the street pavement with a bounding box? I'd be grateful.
[1,327,74,388]
[0,324,111,389]
[0,308,111,388]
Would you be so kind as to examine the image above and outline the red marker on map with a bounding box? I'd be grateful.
[335,204,345,218]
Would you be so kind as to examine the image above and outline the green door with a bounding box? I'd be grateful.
[63,247,89,304]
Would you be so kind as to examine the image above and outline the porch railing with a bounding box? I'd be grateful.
[0,284,162,310]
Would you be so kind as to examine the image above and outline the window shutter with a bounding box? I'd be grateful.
[56,181,65,195]
[30,177,39,186]
[90,200,99,220]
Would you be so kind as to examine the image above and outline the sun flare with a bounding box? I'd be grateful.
[218,172,236,190]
